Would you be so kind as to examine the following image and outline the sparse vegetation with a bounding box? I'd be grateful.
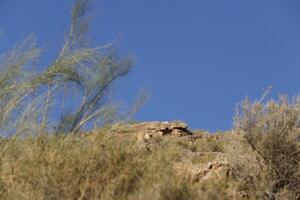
[0,0,133,136]
[0,96,298,199]
[0,0,299,200]
[234,95,300,199]
[0,127,238,200]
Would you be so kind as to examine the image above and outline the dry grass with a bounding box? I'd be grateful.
[1,94,299,200]
[1,1,299,199]
[0,127,239,200]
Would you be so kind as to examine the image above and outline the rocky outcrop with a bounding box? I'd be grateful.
[100,121,230,183]
[128,121,192,142]
[174,152,229,182]
[127,121,230,182]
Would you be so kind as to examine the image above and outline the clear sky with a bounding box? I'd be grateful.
[1,0,300,131]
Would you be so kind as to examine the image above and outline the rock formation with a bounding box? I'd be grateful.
[128,121,192,142]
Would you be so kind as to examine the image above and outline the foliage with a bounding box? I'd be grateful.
[0,0,133,135]
[234,95,300,200]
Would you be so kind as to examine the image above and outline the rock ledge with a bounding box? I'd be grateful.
[129,121,192,142]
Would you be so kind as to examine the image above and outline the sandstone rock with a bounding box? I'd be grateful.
[195,158,229,181]
[129,121,191,142]
[174,152,229,182]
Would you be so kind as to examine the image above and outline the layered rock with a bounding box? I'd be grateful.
[128,121,192,142]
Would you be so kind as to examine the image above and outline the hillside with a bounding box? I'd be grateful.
[1,1,300,199]
[0,121,298,200]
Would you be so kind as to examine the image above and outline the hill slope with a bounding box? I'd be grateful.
[0,121,297,200]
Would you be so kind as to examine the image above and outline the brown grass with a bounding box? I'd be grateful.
[0,96,299,200]
[0,128,239,200]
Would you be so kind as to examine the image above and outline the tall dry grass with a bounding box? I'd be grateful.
[0,127,237,200]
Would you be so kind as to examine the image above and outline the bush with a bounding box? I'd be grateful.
[0,0,133,136]
[234,95,300,199]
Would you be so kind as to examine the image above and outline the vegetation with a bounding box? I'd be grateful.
[0,126,237,200]
[0,0,299,200]
[234,95,300,199]
[0,0,133,136]
[0,95,298,200]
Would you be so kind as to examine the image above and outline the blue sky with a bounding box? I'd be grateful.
[1,0,300,131]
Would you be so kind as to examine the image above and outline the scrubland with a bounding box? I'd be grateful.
[0,96,299,200]
[1,1,299,199]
